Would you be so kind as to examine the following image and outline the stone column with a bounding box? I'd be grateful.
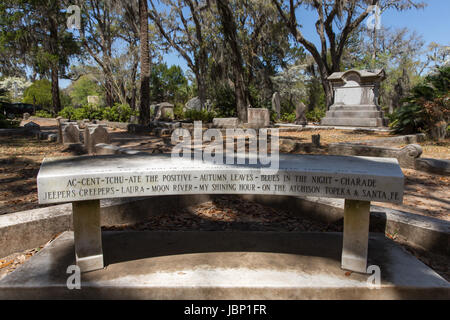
[341,199,370,273]
[72,200,104,272]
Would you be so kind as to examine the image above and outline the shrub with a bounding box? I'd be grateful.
[306,107,326,123]
[58,104,103,121]
[76,103,103,121]
[58,106,76,120]
[280,112,296,123]
[184,109,216,123]
[0,113,20,128]
[102,103,137,122]
[390,66,449,140]
[173,103,185,120]
[22,79,52,110]
[35,110,53,118]
[211,84,236,117]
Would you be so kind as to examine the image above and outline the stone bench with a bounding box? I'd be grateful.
[37,154,404,274]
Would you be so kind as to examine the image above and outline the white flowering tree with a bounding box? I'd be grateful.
[0,77,32,102]
[270,63,308,112]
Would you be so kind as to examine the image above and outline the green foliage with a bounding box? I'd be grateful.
[389,104,425,134]
[68,76,102,107]
[306,107,326,123]
[75,104,103,121]
[150,63,189,104]
[0,87,9,103]
[280,112,296,123]
[211,84,236,117]
[58,106,77,120]
[390,66,450,140]
[0,113,19,128]
[173,103,185,120]
[59,103,137,122]
[184,109,216,123]
[58,106,75,120]
[248,84,270,110]
[35,110,53,118]
[22,79,52,110]
[102,103,137,122]
[60,104,103,121]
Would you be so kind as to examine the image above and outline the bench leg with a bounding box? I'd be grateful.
[341,199,370,273]
[72,200,104,272]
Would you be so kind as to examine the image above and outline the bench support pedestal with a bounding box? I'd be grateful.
[71,198,371,274]
[341,199,370,273]
[72,200,104,272]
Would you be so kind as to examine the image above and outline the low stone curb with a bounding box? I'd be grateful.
[95,143,150,155]
[354,133,426,146]
[415,158,450,175]
[0,195,212,258]
[239,195,449,256]
[1,194,448,259]
[328,143,422,168]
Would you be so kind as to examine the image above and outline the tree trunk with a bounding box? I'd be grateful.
[139,0,151,125]
[216,0,248,123]
[196,72,207,111]
[49,15,61,114]
[322,80,333,110]
[105,78,114,107]
[234,68,248,122]
[51,67,61,114]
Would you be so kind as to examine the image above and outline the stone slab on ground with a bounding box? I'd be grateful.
[0,231,448,299]
[415,158,450,175]
[274,124,391,132]
[212,117,239,128]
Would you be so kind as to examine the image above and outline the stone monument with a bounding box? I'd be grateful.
[87,96,100,105]
[62,123,81,144]
[321,69,388,127]
[295,102,307,125]
[247,108,270,128]
[271,92,281,120]
[84,125,110,154]
[154,102,174,121]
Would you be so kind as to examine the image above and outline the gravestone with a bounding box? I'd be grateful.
[184,97,202,112]
[24,121,40,131]
[213,118,239,128]
[47,134,57,142]
[247,108,270,128]
[295,102,307,125]
[84,125,110,154]
[56,117,67,143]
[130,115,138,124]
[62,123,81,144]
[154,102,174,121]
[271,92,281,120]
[312,134,320,147]
[321,69,389,127]
[87,96,100,105]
